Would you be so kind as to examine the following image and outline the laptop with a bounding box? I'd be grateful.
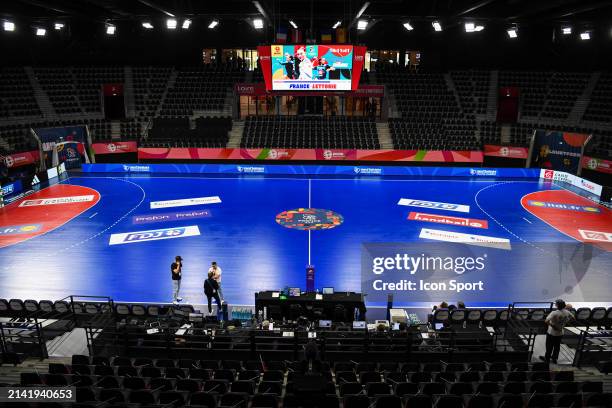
[288,287,301,297]
[322,287,334,295]
[318,320,332,328]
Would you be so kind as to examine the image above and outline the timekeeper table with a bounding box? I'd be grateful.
[255,291,366,322]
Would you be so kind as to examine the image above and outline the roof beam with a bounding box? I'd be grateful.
[454,0,499,17]
[137,0,175,17]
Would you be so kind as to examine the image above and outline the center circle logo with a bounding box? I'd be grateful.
[107,143,117,152]
[276,208,344,230]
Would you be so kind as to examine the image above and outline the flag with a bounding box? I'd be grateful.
[321,29,332,43]
[290,28,302,43]
[336,28,346,43]
[276,26,287,43]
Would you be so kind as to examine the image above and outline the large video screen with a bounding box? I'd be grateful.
[271,44,353,91]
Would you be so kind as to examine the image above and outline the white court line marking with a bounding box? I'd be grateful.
[522,217,532,224]
[51,178,146,255]
[308,179,312,265]
[88,212,98,219]
[474,181,559,257]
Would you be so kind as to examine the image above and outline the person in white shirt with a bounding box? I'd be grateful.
[208,261,223,301]
[540,299,574,364]
[296,47,313,81]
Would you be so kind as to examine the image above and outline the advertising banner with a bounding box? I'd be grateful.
[83,163,541,179]
[539,169,603,198]
[483,145,529,159]
[36,126,88,152]
[138,147,484,163]
[2,151,40,168]
[92,141,138,155]
[529,130,589,174]
[582,156,612,175]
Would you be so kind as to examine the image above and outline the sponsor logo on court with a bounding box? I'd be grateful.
[353,167,382,175]
[542,169,554,179]
[419,228,511,250]
[0,224,42,235]
[150,196,221,210]
[398,198,470,213]
[19,195,95,207]
[578,229,612,242]
[109,225,200,245]
[527,200,600,213]
[276,208,344,230]
[132,209,212,225]
[122,164,150,172]
[1,183,15,196]
[469,169,497,176]
[408,212,488,229]
[237,165,265,173]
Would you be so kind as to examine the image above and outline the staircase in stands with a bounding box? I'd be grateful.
[226,121,244,148]
[569,72,601,124]
[376,122,394,149]
[24,66,57,120]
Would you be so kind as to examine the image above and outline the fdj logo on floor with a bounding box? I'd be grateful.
[109,225,200,245]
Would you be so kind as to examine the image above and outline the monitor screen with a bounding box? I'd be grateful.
[322,287,334,295]
[434,322,444,330]
[288,288,301,297]
[271,44,353,91]
[352,321,366,329]
[318,320,332,328]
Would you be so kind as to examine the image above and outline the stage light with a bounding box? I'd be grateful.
[54,23,64,30]
[142,22,153,29]
[332,21,341,29]
[289,20,297,29]
[166,18,177,29]
[3,21,15,32]
[357,19,368,30]
[182,19,191,29]
[580,31,590,40]
[208,20,218,29]
[432,21,442,32]
[562,26,572,35]
[35,28,46,36]
[253,18,264,29]
[507,28,518,38]
[465,22,484,33]
[403,22,413,31]
[106,24,116,35]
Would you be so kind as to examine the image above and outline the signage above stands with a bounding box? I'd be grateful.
[234,83,384,97]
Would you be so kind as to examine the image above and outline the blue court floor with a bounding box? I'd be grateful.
[0,173,610,307]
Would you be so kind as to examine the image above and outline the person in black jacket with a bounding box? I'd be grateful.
[204,271,222,315]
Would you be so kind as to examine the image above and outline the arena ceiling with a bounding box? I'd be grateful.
[3,0,612,28]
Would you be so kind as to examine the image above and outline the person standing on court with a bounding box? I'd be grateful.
[204,271,222,315]
[171,256,183,304]
[540,299,574,364]
[208,261,223,301]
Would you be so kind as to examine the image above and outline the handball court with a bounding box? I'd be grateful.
[0,172,610,308]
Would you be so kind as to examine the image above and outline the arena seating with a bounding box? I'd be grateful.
[144,116,231,148]
[584,73,612,124]
[376,67,479,150]
[498,71,589,120]
[0,67,41,119]
[13,354,609,408]
[241,116,380,149]
[160,65,245,116]
[450,70,489,115]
